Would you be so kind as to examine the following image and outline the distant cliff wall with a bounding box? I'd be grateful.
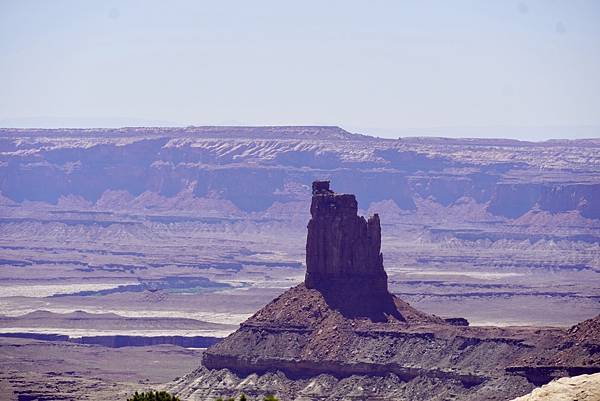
[1,127,598,220]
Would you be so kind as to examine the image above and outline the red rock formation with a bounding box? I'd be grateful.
[172,181,600,401]
[305,181,396,319]
[306,181,387,292]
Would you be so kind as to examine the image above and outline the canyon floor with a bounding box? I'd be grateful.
[0,337,203,401]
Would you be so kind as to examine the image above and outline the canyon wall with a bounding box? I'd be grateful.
[1,127,598,224]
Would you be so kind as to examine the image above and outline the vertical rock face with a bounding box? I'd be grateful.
[305,181,389,301]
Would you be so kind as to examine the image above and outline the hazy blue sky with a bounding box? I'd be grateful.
[1,0,599,139]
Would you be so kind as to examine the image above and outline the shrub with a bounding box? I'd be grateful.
[216,395,277,401]
[127,390,181,401]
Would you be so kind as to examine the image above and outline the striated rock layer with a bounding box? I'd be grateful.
[174,285,599,400]
[170,182,600,401]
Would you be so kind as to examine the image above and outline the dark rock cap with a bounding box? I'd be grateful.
[312,180,333,195]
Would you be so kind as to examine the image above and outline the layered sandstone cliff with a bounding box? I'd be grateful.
[2,127,599,221]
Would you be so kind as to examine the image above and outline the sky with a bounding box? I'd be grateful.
[1,0,599,140]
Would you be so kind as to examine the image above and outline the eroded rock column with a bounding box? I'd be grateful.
[305,181,388,298]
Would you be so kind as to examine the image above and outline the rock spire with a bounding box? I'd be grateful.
[305,181,390,310]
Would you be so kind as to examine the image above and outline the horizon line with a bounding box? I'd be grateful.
[1,125,599,143]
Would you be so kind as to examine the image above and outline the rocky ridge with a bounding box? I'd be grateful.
[169,182,600,401]
[509,373,600,401]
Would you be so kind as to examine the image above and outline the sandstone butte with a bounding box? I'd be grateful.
[170,181,600,401]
